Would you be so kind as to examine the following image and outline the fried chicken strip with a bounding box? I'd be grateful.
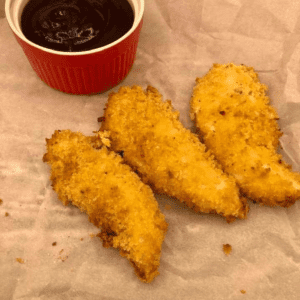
[99,86,248,221]
[190,63,300,207]
[43,130,168,283]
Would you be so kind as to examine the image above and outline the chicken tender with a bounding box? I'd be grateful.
[190,63,300,207]
[99,86,248,221]
[43,130,168,283]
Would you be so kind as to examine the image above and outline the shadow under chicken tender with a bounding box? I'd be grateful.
[190,63,300,207]
[43,130,168,283]
[99,86,248,221]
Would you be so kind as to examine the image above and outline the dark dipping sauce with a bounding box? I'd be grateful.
[21,0,134,52]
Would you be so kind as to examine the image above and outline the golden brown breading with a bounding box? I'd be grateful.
[43,130,168,283]
[99,86,248,221]
[190,63,300,207]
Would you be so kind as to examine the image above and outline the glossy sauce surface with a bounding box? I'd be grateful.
[21,0,134,52]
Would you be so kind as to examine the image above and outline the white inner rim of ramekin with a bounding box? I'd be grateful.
[5,0,144,56]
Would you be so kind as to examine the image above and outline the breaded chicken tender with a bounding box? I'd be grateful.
[43,130,168,283]
[99,86,248,221]
[190,63,300,207]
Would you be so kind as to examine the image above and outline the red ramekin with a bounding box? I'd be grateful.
[5,0,144,94]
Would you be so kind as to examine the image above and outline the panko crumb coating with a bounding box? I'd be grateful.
[190,63,300,207]
[99,85,248,221]
[43,130,168,283]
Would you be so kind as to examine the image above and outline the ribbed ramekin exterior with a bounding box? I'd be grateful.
[27,42,138,94]
[12,18,142,94]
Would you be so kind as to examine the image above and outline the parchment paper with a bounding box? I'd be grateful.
[1,0,300,299]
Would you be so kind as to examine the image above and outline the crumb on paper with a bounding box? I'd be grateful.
[52,242,57,246]
[0,199,3,205]
[80,238,84,241]
[5,212,9,217]
[59,255,69,262]
[165,204,172,210]
[16,258,25,264]
[58,249,68,262]
[240,290,246,294]
[223,243,232,255]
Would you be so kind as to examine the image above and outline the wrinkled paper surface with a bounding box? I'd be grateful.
[1,0,300,299]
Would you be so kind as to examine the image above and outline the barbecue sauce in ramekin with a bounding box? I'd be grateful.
[21,0,134,52]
